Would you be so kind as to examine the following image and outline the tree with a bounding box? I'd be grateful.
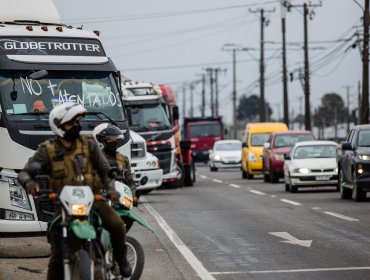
[237,94,272,121]
[313,93,348,128]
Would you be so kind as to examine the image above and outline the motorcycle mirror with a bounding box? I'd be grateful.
[140,176,148,186]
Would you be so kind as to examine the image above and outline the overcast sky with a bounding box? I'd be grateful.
[54,0,363,124]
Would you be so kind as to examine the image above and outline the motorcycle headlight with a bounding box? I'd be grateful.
[122,197,133,209]
[214,154,221,161]
[358,155,370,160]
[8,178,31,211]
[248,152,258,162]
[71,204,88,216]
[274,154,285,161]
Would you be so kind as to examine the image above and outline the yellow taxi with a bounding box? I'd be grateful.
[241,122,288,179]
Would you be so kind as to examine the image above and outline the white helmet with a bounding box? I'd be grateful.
[49,102,87,137]
[93,123,127,150]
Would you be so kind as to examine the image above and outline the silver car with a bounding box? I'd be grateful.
[209,140,242,172]
[284,140,339,193]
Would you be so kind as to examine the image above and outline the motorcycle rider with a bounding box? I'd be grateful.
[17,102,132,279]
[93,123,137,193]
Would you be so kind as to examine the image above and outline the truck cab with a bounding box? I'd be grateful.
[0,0,130,234]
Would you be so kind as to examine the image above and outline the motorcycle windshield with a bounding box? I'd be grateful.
[0,70,125,122]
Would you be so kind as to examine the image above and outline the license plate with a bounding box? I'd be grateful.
[316,175,330,181]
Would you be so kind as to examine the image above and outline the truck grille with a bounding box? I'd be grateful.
[152,150,172,174]
[131,142,146,158]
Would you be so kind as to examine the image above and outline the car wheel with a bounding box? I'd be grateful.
[352,170,366,202]
[289,177,297,193]
[339,168,351,199]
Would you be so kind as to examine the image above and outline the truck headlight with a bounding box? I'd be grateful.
[146,160,159,168]
[358,155,370,160]
[8,178,31,211]
[248,152,258,162]
[71,204,88,216]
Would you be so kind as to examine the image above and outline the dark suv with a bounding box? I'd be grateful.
[337,125,370,201]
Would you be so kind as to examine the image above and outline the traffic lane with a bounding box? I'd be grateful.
[144,171,370,280]
[202,165,370,225]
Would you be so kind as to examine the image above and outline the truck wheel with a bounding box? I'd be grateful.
[352,170,366,202]
[339,168,351,199]
[184,164,194,186]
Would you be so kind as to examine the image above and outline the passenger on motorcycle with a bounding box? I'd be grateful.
[17,102,132,279]
[93,123,137,193]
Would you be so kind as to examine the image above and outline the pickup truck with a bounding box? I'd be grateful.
[337,125,370,201]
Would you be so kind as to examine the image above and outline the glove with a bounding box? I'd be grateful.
[107,188,121,202]
[24,179,39,196]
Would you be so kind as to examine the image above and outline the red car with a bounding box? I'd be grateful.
[262,131,315,183]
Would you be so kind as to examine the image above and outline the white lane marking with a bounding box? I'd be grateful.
[249,190,266,195]
[229,184,240,188]
[271,195,276,198]
[200,175,207,179]
[269,232,312,248]
[280,199,301,206]
[312,207,321,210]
[212,179,223,183]
[210,267,370,275]
[324,211,360,222]
[143,198,216,280]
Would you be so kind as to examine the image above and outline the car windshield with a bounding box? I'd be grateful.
[215,142,241,151]
[251,133,270,146]
[293,145,337,159]
[357,130,370,147]
[189,123,221,137]
[274,134,314,148]
[127,103,171,131]
[0,70,125,122]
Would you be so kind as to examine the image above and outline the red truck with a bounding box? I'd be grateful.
[160,84,196,186]
[183,117,224,162]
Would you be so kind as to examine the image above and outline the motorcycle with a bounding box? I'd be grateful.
[38,176,151,280]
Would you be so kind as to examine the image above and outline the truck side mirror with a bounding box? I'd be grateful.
[172,106,179,121]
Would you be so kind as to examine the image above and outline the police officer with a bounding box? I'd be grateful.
[17,102,132,279]
[93,123,137,193]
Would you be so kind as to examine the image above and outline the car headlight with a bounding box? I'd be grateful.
[214,154,221,161]
[298,168,310,174]
[71,204,88,216]
[248,152,258,162]
[274,154,285,161]
[358,155,370,160]
[8,178,31,211]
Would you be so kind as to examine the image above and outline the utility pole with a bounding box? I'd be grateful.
[182,86,186,119]
[288,2,321,131]
[358,80,362,124]
[201,74,206,117]
[281,1,289,127]
[206,68,215,116]
[361,0,370,124]
[190,82,194,117]
[250,8,275,122]
[214,68,226,117]
[346,86,350,134]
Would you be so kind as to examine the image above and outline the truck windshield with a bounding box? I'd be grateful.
[0,70,125,121]
[189,123,221,137]
[127,103,171,131]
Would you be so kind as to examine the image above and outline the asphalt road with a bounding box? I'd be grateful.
[2,164,370,280]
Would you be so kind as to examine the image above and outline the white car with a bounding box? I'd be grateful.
[284,140,339,193]
[119,130,163,197]
[209,140,242,171]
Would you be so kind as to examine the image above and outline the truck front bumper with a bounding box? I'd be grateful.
[134,168,163,190]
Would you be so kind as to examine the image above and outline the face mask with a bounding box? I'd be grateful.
[64,124,81,141]
[104,141,118,156]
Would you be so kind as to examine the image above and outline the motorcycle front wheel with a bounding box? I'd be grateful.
[71,249,93,280]
[125,236,145,280]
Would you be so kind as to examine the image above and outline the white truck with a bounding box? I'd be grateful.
[0,0,131,234]
[128,130,163,197]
